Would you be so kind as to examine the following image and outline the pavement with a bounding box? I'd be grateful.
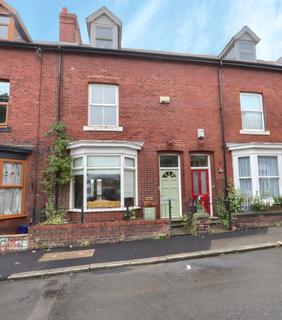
[1,248,282,320]
[1,226,282,281]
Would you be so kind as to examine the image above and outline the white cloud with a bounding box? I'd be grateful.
[223,0,282,61]
[173,0,212,54]
[123,0,163,47]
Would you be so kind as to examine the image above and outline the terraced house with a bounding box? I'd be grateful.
[1,0,282,234]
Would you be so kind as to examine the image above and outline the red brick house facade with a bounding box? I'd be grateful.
[1,1,282,233]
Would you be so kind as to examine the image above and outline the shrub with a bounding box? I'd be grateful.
[191,212,210,236]
[124,208,137,220]
[273,196,282,205]
[43,200,67,225]
[226,180,244,213]
[250,192,271,212]
[215,193,229,228]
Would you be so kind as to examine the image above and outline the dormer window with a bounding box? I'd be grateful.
[95,25,113,49]
[239,41,255,61]
[219,26,260,62]
[86,7,122,50]
[0,15,10,40]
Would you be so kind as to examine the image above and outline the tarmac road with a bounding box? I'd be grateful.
[1,247,282,320]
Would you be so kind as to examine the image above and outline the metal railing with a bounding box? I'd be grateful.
[160,199,172,220]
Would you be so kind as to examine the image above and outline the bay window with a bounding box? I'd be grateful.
[230,144,282,199]
[0,159,25,217]
[71,154,137,210]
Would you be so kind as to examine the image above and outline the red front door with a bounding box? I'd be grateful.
[191,169,210,214]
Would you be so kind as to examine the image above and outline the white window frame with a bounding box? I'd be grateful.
[240,92,268,134]
[230,144,282,199]
[85,84,123,132]
[238,40,256,61]
[69,141,143,212]
[258,156,280,197]
[0,15,10,40]
[238,156,253,197]
[95,25,114,49]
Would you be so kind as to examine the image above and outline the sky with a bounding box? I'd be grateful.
[6,0,282,61]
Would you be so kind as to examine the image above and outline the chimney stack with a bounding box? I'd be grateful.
[59,7,82,44]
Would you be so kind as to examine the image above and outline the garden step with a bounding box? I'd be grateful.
[171,221,185,228]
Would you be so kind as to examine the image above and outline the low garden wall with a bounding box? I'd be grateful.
[192,213,210,234]
[232,211,282,230]
[29,219,171,249]
[0,234,29,253]
[68,211,124,223]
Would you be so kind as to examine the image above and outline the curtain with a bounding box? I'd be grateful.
[0,189,22,215]
[258,156,278,176]
[3,162,22,185]
[238,157,252,197]
[258,156,279,197]
[242,112,263,130]
[259,178,279,197]
[124,170,135,198]
[238,157,251,177]
[240,179,253,198]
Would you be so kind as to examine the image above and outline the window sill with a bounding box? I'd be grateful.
[0,214,27,220]
[0,126,12,132]
[70,207,140,213]
[83,125,123,132]
[240,130,270,136]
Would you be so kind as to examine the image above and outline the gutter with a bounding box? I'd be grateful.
[33,48,44,224]
[0,145,33,154]
[2,40,282,72]
[54,46,63,207]
[57,46,62,122]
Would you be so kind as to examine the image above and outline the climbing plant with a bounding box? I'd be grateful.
[42,122,72,223]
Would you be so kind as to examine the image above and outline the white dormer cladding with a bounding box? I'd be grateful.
[86,7,122,49]
[220,26,260,62]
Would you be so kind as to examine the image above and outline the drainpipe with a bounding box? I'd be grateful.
[57,46,62,123]
[217,60,231,229]
[55,46,63,207]
[33,48,44,224]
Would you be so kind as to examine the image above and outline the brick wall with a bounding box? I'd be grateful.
[222,66,282,178]
[2,41,282,234]
[0,48,58,231]
[0,234,28,253]
[69,211,124,223]
[59,7,81,44]
[232,211,282,230]
[60,53,226,217]
[28,219,171,249]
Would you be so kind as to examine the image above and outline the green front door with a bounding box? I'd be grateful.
[160,168,181,220]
